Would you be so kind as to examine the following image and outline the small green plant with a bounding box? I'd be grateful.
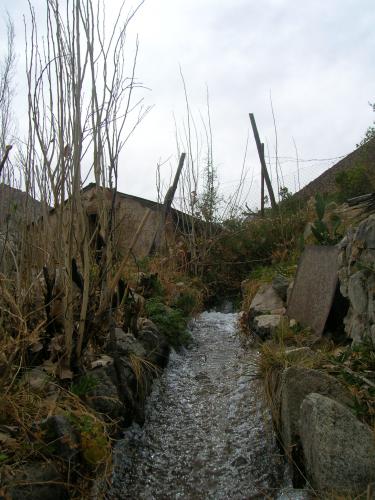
[71,375,98,397]
[311,193,342,245]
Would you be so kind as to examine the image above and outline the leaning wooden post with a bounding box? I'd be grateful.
[152,152,186,253]
[249,113,277,210]
[260,142,265,216]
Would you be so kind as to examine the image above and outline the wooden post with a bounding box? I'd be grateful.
[152,152,186,253]
[249,113,277,210]
[260,143,265,216]
[0,145,12,177]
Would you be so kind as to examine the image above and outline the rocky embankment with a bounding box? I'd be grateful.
[245,212,375,497]
[1,283,174,499]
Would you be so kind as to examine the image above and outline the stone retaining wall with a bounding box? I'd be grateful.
[338,214,375,344]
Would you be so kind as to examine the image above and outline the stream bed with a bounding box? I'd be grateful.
[110,311,294,499]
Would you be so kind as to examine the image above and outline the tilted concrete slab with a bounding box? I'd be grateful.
[287,245,340,336]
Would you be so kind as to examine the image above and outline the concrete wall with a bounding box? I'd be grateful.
[28,186,183,268]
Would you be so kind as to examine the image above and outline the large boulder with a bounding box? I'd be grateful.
[300,393,375,494]
[280,366,352,451]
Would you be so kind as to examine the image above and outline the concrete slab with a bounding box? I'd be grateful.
[287,245,340,336]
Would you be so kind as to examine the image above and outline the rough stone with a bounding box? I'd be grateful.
[42,415,79,461]
[272,274,289,302]
[250,283,284,317]
[86,364,124,420]
[348,270,368,315]
[137,327,170,368]
[338,266,349,297]
[360,248,375,267]
[6,462,68,499]
[276,488,313,500]
[300,393,375,494]
[338,214,375,344]
[280,366,352,451]
[110,328,146,358]
[345,312,367,344]
[22,367,54,394]
[271,307,286,315]
[253,314,283,340]
[355,214,375,249]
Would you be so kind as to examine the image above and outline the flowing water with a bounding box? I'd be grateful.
[110,311,293,499]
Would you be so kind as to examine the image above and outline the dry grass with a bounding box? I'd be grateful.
[0,378,113,498]
[257,320,328,430]
[129,353,160,398]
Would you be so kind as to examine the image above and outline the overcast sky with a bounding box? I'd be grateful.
[2,0,375,209]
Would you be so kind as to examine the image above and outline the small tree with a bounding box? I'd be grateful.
[22,0,146,373]
[357,102,375,148]
[0,14,16,166]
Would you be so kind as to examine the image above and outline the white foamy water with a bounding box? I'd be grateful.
[110,311,292,499]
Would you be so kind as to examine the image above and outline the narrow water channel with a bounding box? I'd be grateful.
[110,311,292,499]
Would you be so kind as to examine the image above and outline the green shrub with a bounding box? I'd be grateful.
[335,164,373,201]
[172,288,200,316]
[311,193,342,245]
[204,208,307,300]
[144,298,192,349]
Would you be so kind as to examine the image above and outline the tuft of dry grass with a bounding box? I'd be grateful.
[129,353,160,398]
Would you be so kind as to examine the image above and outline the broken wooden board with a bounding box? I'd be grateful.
[287,245,340,336]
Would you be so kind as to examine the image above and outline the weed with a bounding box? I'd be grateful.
[311,193,342,245]
[326,339,375,427]
[144,298,192,349]
[71,375,98,397]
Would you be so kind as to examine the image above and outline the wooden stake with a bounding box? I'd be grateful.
[260,143,265,216]
[152,152,186,252]
[249,113,277,210]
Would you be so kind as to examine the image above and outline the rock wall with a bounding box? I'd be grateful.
[338,214,375,344]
